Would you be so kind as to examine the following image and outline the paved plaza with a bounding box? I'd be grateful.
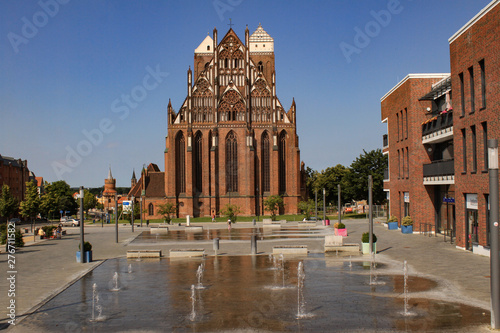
[0,218,493,331]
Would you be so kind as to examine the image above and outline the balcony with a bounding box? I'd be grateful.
[422,111,453,144]
[423,159,454,185]
[383,168,389,181]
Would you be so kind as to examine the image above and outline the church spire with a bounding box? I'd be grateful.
[108,166,113,180]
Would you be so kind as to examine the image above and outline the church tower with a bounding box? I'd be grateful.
[103,167,117,213]
[164,24,304,218]
[131,169,137,188]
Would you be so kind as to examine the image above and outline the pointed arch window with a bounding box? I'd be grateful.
[148,203,154,216]
[175,132,186,194]
[193,132,203,193]
[258,61,264,72]
[261,132,270,192]
[278,131,287,194]
[226,131,238,193]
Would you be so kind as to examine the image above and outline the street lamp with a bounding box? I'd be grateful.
[488,139,499,329]
[323,188,326,224]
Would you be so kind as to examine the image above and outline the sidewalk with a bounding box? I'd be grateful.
[0,219,494,328]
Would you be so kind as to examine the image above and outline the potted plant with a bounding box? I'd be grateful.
[401,216,413,234]
[334,222,347,236]
[387,215,398,230]
[361,232,377,254]
[76,241,93,263]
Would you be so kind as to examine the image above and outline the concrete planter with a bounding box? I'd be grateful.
[361,242,376,254]
[76,251,92,263]
[387,222,398,230]
[335,228,347,237]
[401,225,413,234]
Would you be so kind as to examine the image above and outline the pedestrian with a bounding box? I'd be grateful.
[227,219,232,230]
[212,213,216,223]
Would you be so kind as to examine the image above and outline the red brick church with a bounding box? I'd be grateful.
[130,24,305,218]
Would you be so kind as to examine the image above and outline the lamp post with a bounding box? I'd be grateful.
[79,186,85,263]
[140,196,143,227]
[256,186,259,221]
[338,184,341,225]
[368,175,373,256]
[315,190,318,222]
[115,193,118,243]
[323,188,326,223]
[488,139,499,329]
[131,196,135,233]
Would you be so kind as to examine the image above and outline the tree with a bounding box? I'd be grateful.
[315,164,349,207]
[20,180,41,224]
[342,149,388,204]
[297,199,315,220]
[156,202,177,224]
[264,195,284,221]
[220,203,241,222]
[44,181,77,217]
[40,190,57,220]
[83,190,98,216]
[0,185,19,221]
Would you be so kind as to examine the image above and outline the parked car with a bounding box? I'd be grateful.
[8,218,21,224]
[344,204,353,213]
[60,219,80,227]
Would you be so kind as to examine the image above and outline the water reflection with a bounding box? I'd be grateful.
[16,255,490,332]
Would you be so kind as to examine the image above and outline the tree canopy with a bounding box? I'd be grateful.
[0,185,19,221]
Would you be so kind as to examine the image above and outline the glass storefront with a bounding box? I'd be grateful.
[466,193,478,251]
[435,186,455,237]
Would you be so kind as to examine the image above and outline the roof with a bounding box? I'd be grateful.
[419,75,452,101]
[195,35,214,54]
[380,74,450,102]
[449,0,499,44]
[249,23,274,43]
[145,172,165,197]
[35,177,43,186]
[0,155,27,168]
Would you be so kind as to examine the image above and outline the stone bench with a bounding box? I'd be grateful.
[272,245,308,255]
[150,225,169,233]
[324,235,360,253]
[185,226,203,232]
[127,250,162,258]
[298,220,317,227]
[169,249,205,258]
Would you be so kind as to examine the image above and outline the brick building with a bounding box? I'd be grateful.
[381,0,500,254]
[0,154,32,202]
[131,24,305,219]
[102,167,117,214]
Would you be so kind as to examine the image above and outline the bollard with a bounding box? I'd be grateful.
[252,218,256,226]
[186,215,190,226]
[213,238,220,255]
[251,234,257,255]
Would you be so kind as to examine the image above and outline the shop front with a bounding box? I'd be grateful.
[465,193,479,251]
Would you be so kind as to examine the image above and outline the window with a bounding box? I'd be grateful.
[471,125,477,173]
[279,131,287,194]
[207,45,210,51]
[175,132,186,194]
[226,131,238,192]
[405,108,408,140]
[459,73,465,117]
[148,203,154,216]
[406,147,409,178]
[261,132,270,192]
[469,66,475,113]
[258,61,263,72]
[482,122,488,172]
[400,110,403,141]
[194,132,203,193]
[398,149,401,179]
[479,59,486,108]
[462,129,467,173]
[396,113,400,142]
[402,148,405,179]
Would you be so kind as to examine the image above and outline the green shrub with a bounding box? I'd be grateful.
[78,241,92,252]
[387,215,398,222]
[0,227,25,247]
[42,225,56,237]
[336,222,345,229]
[402,216,413,226]
[362,232,377,243]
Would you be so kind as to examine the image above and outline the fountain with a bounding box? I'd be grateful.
[402,260,416,317]
[196,263,205,289]
[90,283,105,322]
[136,250,141,261]
[128,264,132,274]
[111,272,120,291]
[296,261,306,318]
[348,255,352,268]
[369,253,385,286]
[189,284,196,321]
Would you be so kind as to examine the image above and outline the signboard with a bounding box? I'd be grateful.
[122,201,132,213]
[403,192,410,203]
[466,194,478,210]
[443,197,455,203]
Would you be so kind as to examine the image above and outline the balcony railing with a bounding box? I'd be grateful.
[382,134,388,148]
[423,159,454,177]
[383,168,389,180]
[422,111,453,137]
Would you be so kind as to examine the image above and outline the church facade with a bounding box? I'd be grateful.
[132,24,305,218]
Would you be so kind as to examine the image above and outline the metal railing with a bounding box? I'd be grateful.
[423,159,454,177]
[422,111,453,137]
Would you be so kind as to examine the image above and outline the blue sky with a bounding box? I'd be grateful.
[0,0,492,187]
